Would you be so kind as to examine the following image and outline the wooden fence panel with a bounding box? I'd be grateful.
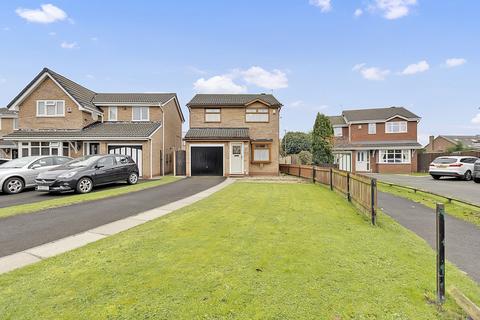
[314,167,330,185]
[332,169,348,194]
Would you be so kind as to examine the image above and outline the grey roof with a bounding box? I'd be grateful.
[187,94,282,107]
[93,93,176,104]
[439,135,480,149]
[0,140,17,148]
[3,121,161,140]
[328,116,346,126]
[341,107,420,122]
[333,140,422,150]
[0,108,17,117]
[184,128,250,140]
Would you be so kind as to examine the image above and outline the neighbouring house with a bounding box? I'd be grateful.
[184,94,282,176]
[4,68,184,177]
[329,107,422,173]
[0,108,19,159]
[424,135,480,152]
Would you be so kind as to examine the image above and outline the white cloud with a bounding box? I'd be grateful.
[472,113,480,125]
[353,63,390,81]
[371,0,417,20]
[186,66,208,75]
[401,60,429,75]
[0,78,6,84]
[60,41,78,49]
[354,8,363,17]
[290,100,304,107]
[48,31,56,36]
[194,75,246,94]
[2,27,10,31]
[445,58,466,68]
[86,74,95,79]
[16,4,68,24]
[309,0,332,12]
[91,37,99,41]
[241,66,288,90]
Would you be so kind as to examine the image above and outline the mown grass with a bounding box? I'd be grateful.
[378,182,480,228]
[0,176,181,219]
[0,182,479,319]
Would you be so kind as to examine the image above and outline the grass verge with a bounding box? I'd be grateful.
[0,182,479,319]
[0,176,181,220]
[378,182,480,228]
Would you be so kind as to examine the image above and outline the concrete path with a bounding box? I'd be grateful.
[0,177,224,259]
[0,177,233,274]
[379,192,480,283]
[369,173,480,206]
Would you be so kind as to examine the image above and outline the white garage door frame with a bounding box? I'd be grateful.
[108,143,144,177]
[188,143,225,176]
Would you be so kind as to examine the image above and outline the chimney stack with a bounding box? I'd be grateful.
[429,135,435,151]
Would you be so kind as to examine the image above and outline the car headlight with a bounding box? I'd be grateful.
[58,171,77,179]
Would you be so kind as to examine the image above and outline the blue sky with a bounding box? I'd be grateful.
[0,0,479,144]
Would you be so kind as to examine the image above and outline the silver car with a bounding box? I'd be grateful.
[0,156,72,194]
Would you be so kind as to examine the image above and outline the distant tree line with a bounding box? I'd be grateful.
[282,113,334,165]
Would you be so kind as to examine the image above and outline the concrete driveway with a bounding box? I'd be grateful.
[0,177,224,258]
[368,173,480,206]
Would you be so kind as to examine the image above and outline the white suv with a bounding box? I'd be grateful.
[429,156,478,181]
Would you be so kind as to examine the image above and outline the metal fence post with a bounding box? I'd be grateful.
[436,203,446,304]
[346,172,351,202]
[329,168,333,191]
[370,178,377,225]
[312,166,316,183]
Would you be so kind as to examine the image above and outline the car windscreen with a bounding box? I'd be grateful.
[0,157,36,168]
[67,155,104,167]
[433,157,457,164]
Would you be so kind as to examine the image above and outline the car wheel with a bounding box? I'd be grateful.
[432,175,441,180]
[127,172,139,185]
[76,177,93,194]
[474,178,480,184]
[464,170,473,181]
[3,177,25,194]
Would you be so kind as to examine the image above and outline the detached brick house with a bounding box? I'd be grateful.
[424,135,480,152]
[4,68,184,177]
[0,108,18,159]
[329,107,422,173]
[184,94,282,176]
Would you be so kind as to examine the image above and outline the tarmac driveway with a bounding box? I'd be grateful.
[0,176,224,258]
[368,173,480,206]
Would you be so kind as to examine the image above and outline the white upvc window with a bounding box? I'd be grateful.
[333,127,343,137]
[251,143,271,163]
[385,121,407,133]
[108,106,118,121]
[36,100,65,117]
[205,108,221,122]
[132,106,149,121]
[13,118,19,130]
[368,123,376,134]
[379,149,411,164]
[246,108,269,122]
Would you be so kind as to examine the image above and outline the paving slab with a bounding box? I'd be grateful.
[0,253,41,274]
[88,218,145,236]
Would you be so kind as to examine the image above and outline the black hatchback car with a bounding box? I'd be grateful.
[35,154,139,193]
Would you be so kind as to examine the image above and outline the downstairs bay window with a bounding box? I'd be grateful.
[251,143,271,163]
[378,149,411,164]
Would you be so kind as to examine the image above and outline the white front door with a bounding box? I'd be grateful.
[356,151,370,172]
[230,142,243,174]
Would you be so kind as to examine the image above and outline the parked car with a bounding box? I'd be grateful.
[429,156,478,181]
[35,154,139,194]
[474,159,480,183]
[0,156,72,194]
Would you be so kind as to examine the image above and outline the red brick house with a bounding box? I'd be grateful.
[328,107,422,173]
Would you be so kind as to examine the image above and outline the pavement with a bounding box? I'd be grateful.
[0,180,148,209]
[0,176,225,259]
[379,191,480,283]
[369,173,480,206]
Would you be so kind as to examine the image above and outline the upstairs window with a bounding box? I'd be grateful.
[368,123,376,134]
[386,121,407,133]
[37,100,65,117]
[246,108,269,122]
[108,106,118,121]
[132,106,149,121]
[205,108,221,122]
[13,118,19,130]
[334,127,343,137]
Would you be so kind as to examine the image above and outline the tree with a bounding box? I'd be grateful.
[311,112,334,164]
[447,142,467,153]
[281,131,311,155]
[298,150,313,165]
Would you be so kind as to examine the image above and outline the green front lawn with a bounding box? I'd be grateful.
[379,182,480,228]
[0,182,479,319]
[0,176,181,219]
